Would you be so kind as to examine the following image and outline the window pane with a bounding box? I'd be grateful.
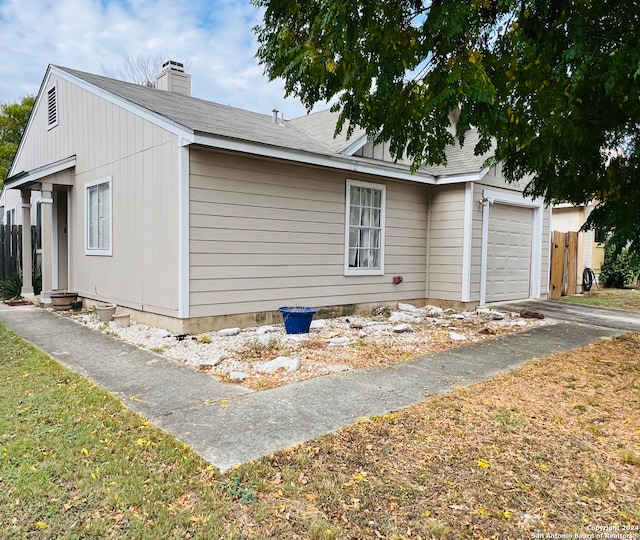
[373,190,381,208]
[350,186,360,207]
[98,182,111,250]
[88,186,98,249]
[87,180,111,252]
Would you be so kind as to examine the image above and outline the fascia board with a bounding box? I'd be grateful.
[342,133,371,156]
[192,133,437,184]
[5,155,77,190]
[434,167,490,185]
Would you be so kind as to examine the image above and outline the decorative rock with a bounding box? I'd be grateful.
[398,302,420,313]
[373,330,393,337]
[476,308,506,321]
[519,308,545,319]
[349,322,364,329]
[258,356,301,373]
[328,337,356,347]
[218,327,241,336]
[389,311,420,323]
[364,321,386,327]
[310,319,327,329]
[449,314,466,320]
[393,323,414,333]
[448,332,468,341]
[426,306,445,317]
[372,306,391,316]
[257,325,279,334]
[229,371,249,381]
[256,334,276,346]
[510,320,527,327]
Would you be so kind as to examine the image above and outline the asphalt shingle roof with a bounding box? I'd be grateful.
[57,66,337,156]
[56,66,491,176]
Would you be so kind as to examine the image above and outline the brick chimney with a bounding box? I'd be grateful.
[156,60,191,96]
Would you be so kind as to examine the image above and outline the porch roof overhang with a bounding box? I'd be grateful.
[5,155,76,190]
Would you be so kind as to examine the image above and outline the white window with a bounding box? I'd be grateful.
[47,85,58,129]
[85,177,112,256]
[344,179,386,275]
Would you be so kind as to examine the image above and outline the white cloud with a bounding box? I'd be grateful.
[0,0,316,118]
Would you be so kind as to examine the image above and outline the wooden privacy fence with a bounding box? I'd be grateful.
[0,225,37,282]
[549,230,579,299]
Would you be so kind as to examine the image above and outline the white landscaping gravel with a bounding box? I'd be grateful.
[60,303,550,388]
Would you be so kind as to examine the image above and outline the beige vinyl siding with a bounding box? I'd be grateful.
[13,74,180,314]
[189,149,429,318]
[355,140,413,167]
[427,184,465,301]
[475,164,527,192]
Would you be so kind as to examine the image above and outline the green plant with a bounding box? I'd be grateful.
[0,272,23,299]
[600,244,640,288]
[0,263,42,299]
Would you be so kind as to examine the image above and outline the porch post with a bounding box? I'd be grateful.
[20,190,34,297]
[40,182,54,303]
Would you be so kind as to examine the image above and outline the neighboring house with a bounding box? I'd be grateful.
[0,62,550,332]
[552,202,605,286]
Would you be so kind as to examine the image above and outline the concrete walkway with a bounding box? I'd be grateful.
[1,300,638,471]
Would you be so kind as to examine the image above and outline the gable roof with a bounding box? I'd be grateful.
[9,65,493,186]
[57,66,340,157]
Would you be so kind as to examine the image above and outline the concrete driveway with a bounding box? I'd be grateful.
[492,298,640,333]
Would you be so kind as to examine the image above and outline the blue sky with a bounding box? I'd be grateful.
[0,0,313,119]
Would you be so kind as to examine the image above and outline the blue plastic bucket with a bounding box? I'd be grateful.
[279,306,317,334]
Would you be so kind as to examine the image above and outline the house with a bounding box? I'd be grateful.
[1,62,550,332]
[552,202,605,290]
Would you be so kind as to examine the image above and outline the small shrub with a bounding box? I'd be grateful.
[600,244,640,288]
[0,264,42,299]
[0,272,23,299]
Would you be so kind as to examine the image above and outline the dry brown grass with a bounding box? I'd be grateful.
[222,333,640,539]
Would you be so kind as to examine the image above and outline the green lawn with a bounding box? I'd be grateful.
[558,287,640,311]
[2,322,639,539]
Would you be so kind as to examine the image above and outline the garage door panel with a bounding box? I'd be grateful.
[486,204,533,302]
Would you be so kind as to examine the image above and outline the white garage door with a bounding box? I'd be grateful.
[486,203,533,302]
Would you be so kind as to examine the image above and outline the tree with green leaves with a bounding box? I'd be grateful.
[0,95,35,188]
[253,0,640,252]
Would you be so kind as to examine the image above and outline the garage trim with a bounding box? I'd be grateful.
[480,189,544,305]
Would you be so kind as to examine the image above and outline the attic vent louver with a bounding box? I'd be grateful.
[47,85,58,129]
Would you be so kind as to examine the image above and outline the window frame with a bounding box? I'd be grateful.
[85,176,112,256]
[47,84,58,130]
[344,178,386,276]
